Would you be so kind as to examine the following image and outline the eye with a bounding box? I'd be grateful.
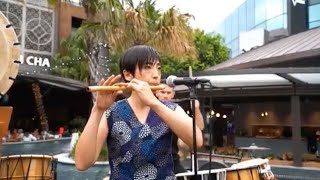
[158,66,161,70]
[144,64,152,69]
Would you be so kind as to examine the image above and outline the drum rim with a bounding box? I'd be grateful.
[1,154,55,159]
[229,158,269,170]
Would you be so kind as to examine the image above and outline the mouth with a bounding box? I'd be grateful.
[148,80,160,86]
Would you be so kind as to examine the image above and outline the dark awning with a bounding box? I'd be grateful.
[207,27,320,71]
[174,67,320,97]
[16,73,88,91]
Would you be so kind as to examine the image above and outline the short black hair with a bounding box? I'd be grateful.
[120,45,160,82]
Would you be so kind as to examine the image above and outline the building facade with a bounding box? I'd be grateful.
[214,0,320,58]
[0,0,87,75]
[0,0,92,133]
[0,0,55,74]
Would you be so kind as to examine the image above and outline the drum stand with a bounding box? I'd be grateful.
[0,106,13,157]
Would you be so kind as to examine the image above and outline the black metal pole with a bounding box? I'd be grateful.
[189,86,198,176]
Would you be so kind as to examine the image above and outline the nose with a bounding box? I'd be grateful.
[152,67,160,80]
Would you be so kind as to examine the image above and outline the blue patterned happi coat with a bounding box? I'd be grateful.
[106,99,177,180]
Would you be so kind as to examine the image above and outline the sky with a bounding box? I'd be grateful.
[150,0,246,33]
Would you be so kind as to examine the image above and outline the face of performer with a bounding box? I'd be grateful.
[156,84,175,101]
[124,61,161,86]
[120,45,161,86]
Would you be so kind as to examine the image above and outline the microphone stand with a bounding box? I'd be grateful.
[189,85,200,179]
[166,75,209,179]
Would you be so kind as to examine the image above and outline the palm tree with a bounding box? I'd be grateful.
[49,0,196,60]
[32,82,49,131]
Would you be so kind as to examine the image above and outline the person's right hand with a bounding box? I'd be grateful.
[95,74,123,111]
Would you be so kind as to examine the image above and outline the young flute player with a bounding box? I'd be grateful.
[75,45,203,179]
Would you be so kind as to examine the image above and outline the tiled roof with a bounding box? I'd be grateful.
[207,27,320,71]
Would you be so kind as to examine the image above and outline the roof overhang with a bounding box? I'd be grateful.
[16,73,88,91]
[173,67,320,98]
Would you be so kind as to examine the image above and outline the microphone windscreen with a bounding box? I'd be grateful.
[166,75,177,87]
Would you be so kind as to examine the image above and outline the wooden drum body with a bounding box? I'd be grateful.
[0,155,56,180]
[175,158,275,180]
[226,167,260,180]
[227,158,275,180]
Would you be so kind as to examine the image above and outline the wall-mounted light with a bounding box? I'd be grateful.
[261,112,268,117]
[216,113,221,117]
[223,115,227,119]
[210,110,215,115]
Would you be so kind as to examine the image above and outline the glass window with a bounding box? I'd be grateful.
[254,22,266,30]
[283,13,288,28]
[239,3,247,33]
[266,0,284,19]
[231,9,239,40]
[225,16,232,44]
[246,0,255,30]
[309,0,320,5]
[255,0,266,26]
[309,4,320,23]
[231,38,239,58]
[267,14,284,31]
[309,21,320,29]
[226,44,232,57]
[283,0,287,13]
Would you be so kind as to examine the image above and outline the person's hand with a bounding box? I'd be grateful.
[95,75,123,111]
[194,99,200,109]
[127,79,159,107]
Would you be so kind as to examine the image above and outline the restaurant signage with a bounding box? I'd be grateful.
[19,55,51,67]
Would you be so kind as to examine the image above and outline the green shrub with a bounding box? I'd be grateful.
[69,135,108,162]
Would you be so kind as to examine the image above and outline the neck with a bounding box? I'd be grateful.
[128,91,148,109]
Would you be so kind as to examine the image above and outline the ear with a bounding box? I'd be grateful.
[123,70,134,82]
[171,91,175,99]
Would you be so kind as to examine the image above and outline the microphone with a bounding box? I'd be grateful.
[166,75,210,87]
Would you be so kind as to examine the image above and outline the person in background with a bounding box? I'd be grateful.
[10,129,18,141]
[226,120,235,147]
[156,84,204,175]
[41,130,55,140]
[16,129,24,141]
[22,132,37,142]
[74,45,203,179]
[32,129,40,140]
[307,130,318,154]
[1,130,12,142]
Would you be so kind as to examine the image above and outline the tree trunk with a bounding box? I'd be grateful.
[32,82,49,131]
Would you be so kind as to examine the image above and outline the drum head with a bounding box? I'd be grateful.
[0,11,20,95]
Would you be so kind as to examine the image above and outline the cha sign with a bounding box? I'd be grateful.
[19,55,51,67]
[292,0,305,6]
